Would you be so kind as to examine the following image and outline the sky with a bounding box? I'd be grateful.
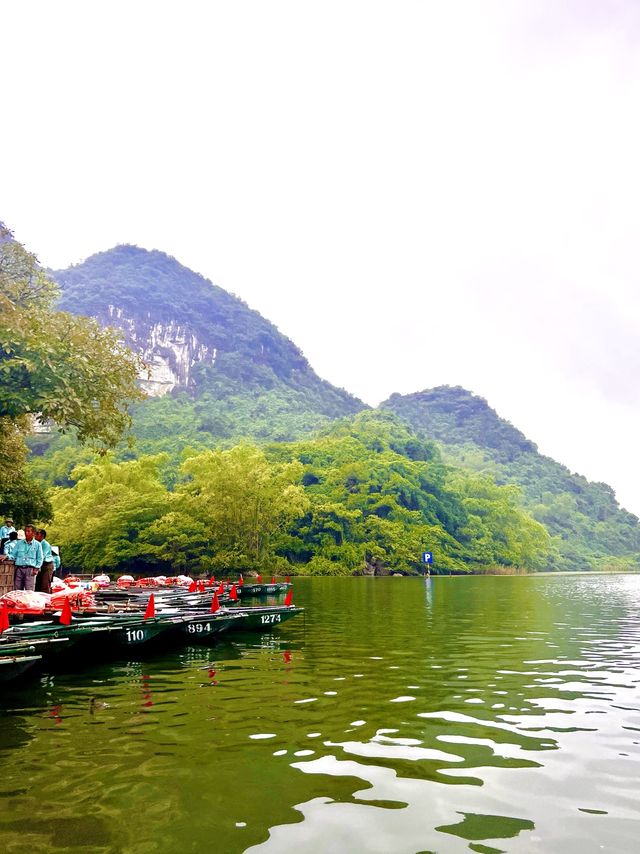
[3,0,640,515]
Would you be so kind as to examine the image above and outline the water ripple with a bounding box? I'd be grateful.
[3,575,640,853]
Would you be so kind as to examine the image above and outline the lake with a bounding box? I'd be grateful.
[1,574,639,853]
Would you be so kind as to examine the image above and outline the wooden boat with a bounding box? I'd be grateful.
[0,613,188,658]
[0,589,231,623]
[1,626,77,658]
[94,588,230,612]
[91,600,304,643]
[224,604,304,631]
[0,642,43,682]
[0,593,303,680]
[94,603,302,638]
[175,612,244,643]
[237,582,292,598]
[63,613,192,652]
[80,602,303,637]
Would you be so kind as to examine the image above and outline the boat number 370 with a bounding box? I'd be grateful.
[260,614,282,624]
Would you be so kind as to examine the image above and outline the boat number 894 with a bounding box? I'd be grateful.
[260,614,282,624]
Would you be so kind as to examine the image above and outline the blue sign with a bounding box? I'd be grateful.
[422,552,433,564]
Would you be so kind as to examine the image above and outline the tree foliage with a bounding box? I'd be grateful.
[155,445,308,570]
[1,225,145,447]
[272,412,552,575]
[383,386,640,569]
[49,413,555,575]
[51,446,309,573]
[49,456,172,572]
[0,417,52,525]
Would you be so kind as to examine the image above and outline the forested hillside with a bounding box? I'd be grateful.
[30,245,368,471]
[13,239,638,575]
[53,246,365,443]
[48,412,552,575]
[382,387,640,570]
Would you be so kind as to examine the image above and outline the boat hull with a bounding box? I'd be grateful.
[0,653,42,682]
[176,613,243,644]
[225,605,303,632]
[0,643,43,682]
[237,582,292,598]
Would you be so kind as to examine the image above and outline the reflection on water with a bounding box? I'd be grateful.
[1,575,640,853]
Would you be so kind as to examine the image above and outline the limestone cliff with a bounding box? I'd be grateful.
[100,306,215,396]
[52,244,364,419]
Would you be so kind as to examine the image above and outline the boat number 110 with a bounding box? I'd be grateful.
[125,629,145,643]
[261,614,282,624]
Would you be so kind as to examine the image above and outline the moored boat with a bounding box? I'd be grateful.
[0,642,43,682]
[94,588,231,612]
[237,582,292,598]
[0,580,304,681]
[224,604,304,632]
[0,613,188,659]
[1,622,84,650]
[64,613,193,652]
[176,612,244,643]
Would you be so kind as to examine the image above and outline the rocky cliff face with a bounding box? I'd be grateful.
[52,244,365,419]
[101,306,214,396]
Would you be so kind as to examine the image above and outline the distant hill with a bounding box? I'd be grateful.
[52,245,365,449]
[382,386,640,569]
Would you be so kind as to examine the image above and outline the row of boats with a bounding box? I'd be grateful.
[0,580,303,683]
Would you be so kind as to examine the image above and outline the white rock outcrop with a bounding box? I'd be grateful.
[103,305,216,396]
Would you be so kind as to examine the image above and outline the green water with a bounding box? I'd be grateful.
[1,575,640,853]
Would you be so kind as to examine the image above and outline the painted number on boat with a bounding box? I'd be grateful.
[261,614,282,624]
[125,628,145,643]
[187,623,211,633]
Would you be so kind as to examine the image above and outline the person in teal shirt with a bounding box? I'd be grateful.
[51,546,61,577]
[35,529,54,593]
[0,518,16,540]
[3,531,18,557]
[12,525,43,591]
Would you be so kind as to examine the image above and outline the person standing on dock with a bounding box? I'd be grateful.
[0,518,15,541]
[51,545,61,577]
[12,524,43,591]
[35,529,54,593]
[2,531,18,558]
[0,517,16,556]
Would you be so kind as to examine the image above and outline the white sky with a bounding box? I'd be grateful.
[2,0,640,515]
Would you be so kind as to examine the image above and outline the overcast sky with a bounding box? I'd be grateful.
[3,1,640,515]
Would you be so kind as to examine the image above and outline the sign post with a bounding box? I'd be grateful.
[421,552,433,576]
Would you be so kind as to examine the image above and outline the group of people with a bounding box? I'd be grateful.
[0,517,61,594]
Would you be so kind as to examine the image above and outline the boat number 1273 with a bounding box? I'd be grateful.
[260,614,282,624]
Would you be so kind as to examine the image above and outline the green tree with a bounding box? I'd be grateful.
[177,445,309,570]
[1,224,145,524]
[1,225,144,447]
[49,455,172,571]
[447,472,552,570]
[0,416,52,524]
